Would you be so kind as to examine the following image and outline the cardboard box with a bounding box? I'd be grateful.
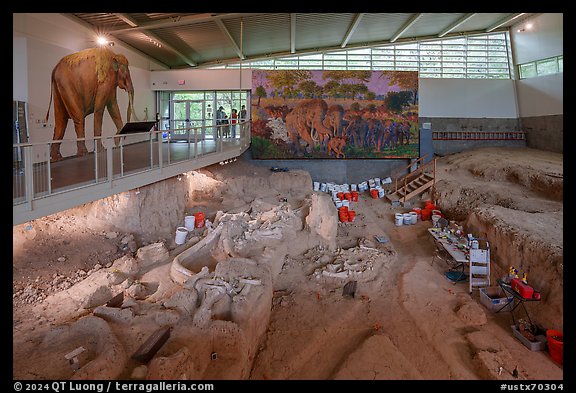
[479,287,514,313]
[511,325,547,351]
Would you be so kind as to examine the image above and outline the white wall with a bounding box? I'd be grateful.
[150,69,253,90]
[516,74,563,117]
[511,13,563,65]
[419,78,518,118]
[13,36,28,102]
[13,13,164,160]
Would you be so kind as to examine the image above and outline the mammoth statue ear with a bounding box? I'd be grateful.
[111,57,120,71]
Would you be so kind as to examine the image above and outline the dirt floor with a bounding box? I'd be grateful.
[12,146,563,380]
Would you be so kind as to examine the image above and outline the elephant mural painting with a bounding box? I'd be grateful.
[285,99,334,154]
[45,47,138,162]
[323,104,346,137]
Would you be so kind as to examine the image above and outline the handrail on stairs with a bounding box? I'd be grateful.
[392,155,437,203]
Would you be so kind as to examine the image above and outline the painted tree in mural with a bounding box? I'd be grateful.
[254,86,267,107]
[322,70,372,99]
[298,80,322,98]
[267,70,312,100]
[384,70,419,104]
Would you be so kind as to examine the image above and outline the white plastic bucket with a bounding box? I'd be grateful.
[395,213,404,226]
[409,212,418,225]
[342,199,350,208]
[351,184,357,191]
[335,200,343,208]
[432,214,441,226]
[320,183,327,192]
[375,177,381,185]
[184,215,196,231]
[313,181,320,191]
[378,188,385,198]
[403,213,412,225]
[175,226,188,245]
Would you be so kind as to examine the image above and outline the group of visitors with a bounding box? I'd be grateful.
[216,105,247,138]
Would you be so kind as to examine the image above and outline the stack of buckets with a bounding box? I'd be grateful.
[420,200,441,221]
[335,189,358,223]
[368,178,385,199]
[394,211,418,226]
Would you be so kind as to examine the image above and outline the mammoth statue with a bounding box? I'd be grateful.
[45,47,138,162]
[285,99,334,154]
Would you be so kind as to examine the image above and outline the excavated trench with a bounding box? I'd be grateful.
[12,147,563,380]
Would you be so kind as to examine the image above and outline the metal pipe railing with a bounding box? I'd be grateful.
[13,121,251,207]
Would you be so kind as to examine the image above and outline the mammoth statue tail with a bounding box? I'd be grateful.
[45,79,54,123]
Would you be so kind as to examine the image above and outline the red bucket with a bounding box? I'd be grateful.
[194,212,205,228]
[421,208,432,221]
[337,192,344,200]
[546,330,563,365]
[339,212,349,222]
[370,189,378,199]
[348,210,356,222]
[351,191,359,202]
[338,206,348,213]
[344,192,352,201]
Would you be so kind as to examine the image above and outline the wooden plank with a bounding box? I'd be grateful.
[131,326,171,363]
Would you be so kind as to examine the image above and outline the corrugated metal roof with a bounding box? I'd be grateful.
[66,12,536,69]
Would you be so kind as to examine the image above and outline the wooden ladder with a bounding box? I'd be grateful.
[386,155,437,205]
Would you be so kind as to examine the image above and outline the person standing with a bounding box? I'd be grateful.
[239,105,247,121]
[231,108,238,138]
[216,106,226,138]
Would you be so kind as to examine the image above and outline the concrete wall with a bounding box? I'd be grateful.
[151,69,253,91]
[520,115,563,154]
[242,150,409,184]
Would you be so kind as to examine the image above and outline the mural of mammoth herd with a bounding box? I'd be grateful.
[267,99,415,159]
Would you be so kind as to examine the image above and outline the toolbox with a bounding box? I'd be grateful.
[510,278,534,299]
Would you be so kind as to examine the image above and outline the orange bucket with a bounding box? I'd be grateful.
[194,212,205,228]
[351,191,359,202]
[348,210,356,222]
[370,189,378,199]
[421,208,432,221]
[344,192,352,201]
[338,206,348,213]
[337,192,344,200]
[339,212,349,222]
[546,330,563,365]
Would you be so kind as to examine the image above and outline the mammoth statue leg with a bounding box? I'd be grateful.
[50,91,69,162]
[73,119,89,157]
[106,101,126,148]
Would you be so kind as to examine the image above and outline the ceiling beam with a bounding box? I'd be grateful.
[290,13,296,53]
[112,13,196,67]
[438,13,476,38]
[107,13,265,34]
[486,13,526,32]
[144,30,197,67]
[341,13,364,48]
[214,19,245,60]
[390,13,424,43]
[59,13,171,69]
[112,13,138,27]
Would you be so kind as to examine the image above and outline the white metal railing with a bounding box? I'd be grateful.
[13,121,251,208]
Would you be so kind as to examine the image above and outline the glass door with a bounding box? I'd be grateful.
[170,100,191,142]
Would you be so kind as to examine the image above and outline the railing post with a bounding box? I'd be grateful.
[107,144,113,186]
[24,145,34,210]
[94,140,99,183]
[158,131,163,170]
[150,132,154,169]
[194,126,198,158]
[120,138,124,177]
[46,149,52,195]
